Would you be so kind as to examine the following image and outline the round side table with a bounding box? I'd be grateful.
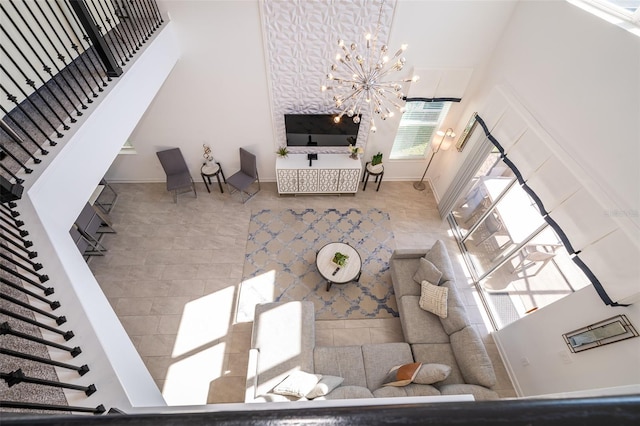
[316,242,362,291]
[362,161,384,191]
[201,162,226,193]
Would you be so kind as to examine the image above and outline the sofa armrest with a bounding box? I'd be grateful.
[391,249,429,260]
[244,348,260,402]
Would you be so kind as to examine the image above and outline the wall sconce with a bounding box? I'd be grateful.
[413,128,455,191]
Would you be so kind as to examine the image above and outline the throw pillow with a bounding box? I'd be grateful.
[382,362,422,387]
[413,258,443,286]
[424,240,454,283]
[414,363,452,385]
[272,371,322,398]
[419,280,448,318]
[306,375,344,399]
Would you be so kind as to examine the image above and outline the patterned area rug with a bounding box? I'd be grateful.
[236,208,398,322]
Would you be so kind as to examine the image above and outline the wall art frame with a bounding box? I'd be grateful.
[456,112,478,152]
[562,314,638,353]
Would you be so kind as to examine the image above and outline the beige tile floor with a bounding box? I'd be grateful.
[88,179,516,405]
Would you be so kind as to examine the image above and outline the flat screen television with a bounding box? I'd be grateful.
[284,114,361,147]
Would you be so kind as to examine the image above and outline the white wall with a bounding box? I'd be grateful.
[105,0,517,183]
[378,0,516,186]
[20,22,180,409]
[468,0,640,396]
[494,286,640,396]
[431,0,640,220]
[106,0,273,183]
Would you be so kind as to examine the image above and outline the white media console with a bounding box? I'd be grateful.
[276,154,362,195]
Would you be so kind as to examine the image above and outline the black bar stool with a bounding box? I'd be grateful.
[362,161,384,191]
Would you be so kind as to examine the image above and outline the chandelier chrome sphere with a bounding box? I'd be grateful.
[321,1,418,133]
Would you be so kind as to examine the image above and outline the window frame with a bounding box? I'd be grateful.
[389,100,451,160]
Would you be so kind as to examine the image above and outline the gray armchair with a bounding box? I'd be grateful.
[156,148,197,203]
[227,148,260,203]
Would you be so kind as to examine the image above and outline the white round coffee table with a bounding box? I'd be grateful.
[316,242,362,291]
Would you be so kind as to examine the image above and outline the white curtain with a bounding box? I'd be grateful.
[437,128,493,219]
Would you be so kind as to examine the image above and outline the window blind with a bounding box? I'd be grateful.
[390,101,450,159]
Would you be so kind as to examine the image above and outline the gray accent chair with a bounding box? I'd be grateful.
[227,148,260,203]
[156,148,197,203]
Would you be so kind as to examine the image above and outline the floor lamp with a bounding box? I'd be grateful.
[413,128,455,191]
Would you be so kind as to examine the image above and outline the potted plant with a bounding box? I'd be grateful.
[276,146,289,158]
[371,152,383,165]
[332,252,349,267]
[348,144,363,159]
[370,152,383,173]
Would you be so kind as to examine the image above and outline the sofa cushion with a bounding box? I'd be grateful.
[381,362,422,387]
[313,346,367,388]
[440,306,470,335]
[404,383,443,397]
[372,385,409,398]
[438,282,470,335]
[372,383,441,398]
[251,301,315,397]
[415,363,452,385]
[413,258,442,286]
[317,385,374,400]
[419,280,448,318]
[390,257,422,298]
[306,375,344,399]
[272,371,321,398]
[424,240,456,283]
[399,296,450,344]
[411,343,465,386]
[449,326,497,388]
[361,343,414,390]
[439,384,500,400]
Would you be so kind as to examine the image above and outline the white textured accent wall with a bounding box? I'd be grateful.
[261,0,396,153]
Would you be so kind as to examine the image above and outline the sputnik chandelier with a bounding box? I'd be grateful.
[321,0,418,133]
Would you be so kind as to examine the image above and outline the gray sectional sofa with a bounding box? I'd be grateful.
[390,240,499,400]
[245,240,499,402]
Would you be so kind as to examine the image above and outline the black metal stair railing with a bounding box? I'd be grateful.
[0,201,105,415]
[0,0,164,194]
